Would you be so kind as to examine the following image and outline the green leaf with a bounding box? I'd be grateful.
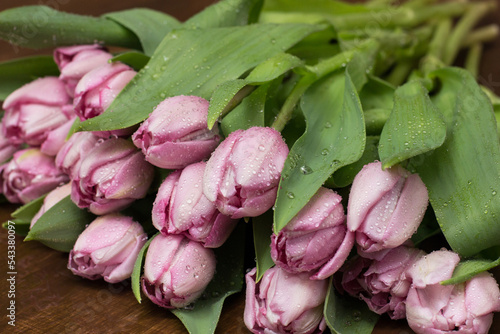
[0,55,59,100]
[2,220,31,237]
[412,67,500,257]
[131,232,158,303]
[185,0,264,28]
[220,83,268,135]
[104,9,180,56]
[208,52,304,128]
[274,70,366,232]
[441,257,500,286]
[110,51,150,71]
[327,135,379,188]
[24,196,95,252]
[379,80,447,169]
[11,194,46,222]
[252,210,275,283]
[171,224,246,334]
[77,23,320,133]
[0,6,140,49]
[324,280,379,334]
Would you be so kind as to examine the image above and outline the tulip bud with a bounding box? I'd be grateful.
[68,213,147,283]
[271,187,354,280]
[132,95,221,169]
[141,234,216,308]
[203,126,288,219]
[31,182,72,228]
[244,266,328,334]
[73,62,136,138]
[71,137,154,215]
[0,148,69,203]
[340,244,425,319]
[2,77,72,146]
[405,250,500,334]
[54,44,113,96]
[152,162,238,248]
[347,161,428,253]
[40,114,77,156]
[55,131,101,178]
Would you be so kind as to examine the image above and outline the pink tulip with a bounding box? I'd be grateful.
[347,161,428,253]
[271,187,354,280]
[55,131,101,178]
[71,137,154,215]
[340,244,425,319]
[40,113,77,156]
[152,162,238,248]
[68,213,147,283]
[203,126,289,219]
[73,62,136,138]
[0,130,20,164]
[141,234,216,308]
[405,250,500,334]
[244,266,328,334]
[0,148,69,203]
[54,44,113,96]
[1,77,72,146]
[132,95,221,169]
[31,182,72,228]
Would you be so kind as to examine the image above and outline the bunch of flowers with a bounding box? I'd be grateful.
[1,0,500,333]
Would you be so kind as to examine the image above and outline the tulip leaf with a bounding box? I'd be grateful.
[131,232,158,303]
[171,224,245,334]
[0,6,141,50]
[104,9,180,56]
[1,220,31,237]
[220,83,268,136]
[76,23,321,133]
[252,210,275,282]
[10,194,46,222]
[274,70,366,232]
[412,67,500,257]
[327,135,379,188]
[379,79,447,169]
[208,52,304,129]
[440,257,500,286]
[110,51,151,72]
[24,196,96,252]
[0,55,59,101]
[324,281,379,334]
[184,0,263,29]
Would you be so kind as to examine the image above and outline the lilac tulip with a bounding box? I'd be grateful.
[244,266,328,334]
[73,62,136,137]
[271,187,354,280]
[203,127,289,219]
[71,137,154,215]
[347,161,428,253]
[30,182,72,228]
[55,131,101,178]
[40,113,77,156]
[152,162,237,248]
[405,250,500,334]
[2,77,72,146]
[132,95,221,169]
[340,244,425,319]
[141,234,216,308]
[0,148,69,203]
[54,44,113,96]
[68,213,147,283]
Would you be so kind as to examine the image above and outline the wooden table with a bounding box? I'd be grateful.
[1,1,500,333]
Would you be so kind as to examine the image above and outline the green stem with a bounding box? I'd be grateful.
[386,59,416,87]
[420,18,452,75]
[443,1,496,65]
[271,50,356,132]
[461,24,500,48]
[465,43,483,79]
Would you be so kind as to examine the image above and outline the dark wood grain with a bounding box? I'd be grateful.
[0,1,499,333]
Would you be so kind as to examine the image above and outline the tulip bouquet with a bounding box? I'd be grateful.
[1,0,500,333]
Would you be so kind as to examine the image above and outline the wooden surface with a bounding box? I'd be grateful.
[0,1,500,333]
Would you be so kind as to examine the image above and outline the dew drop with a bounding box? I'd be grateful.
[300,165,313,175]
